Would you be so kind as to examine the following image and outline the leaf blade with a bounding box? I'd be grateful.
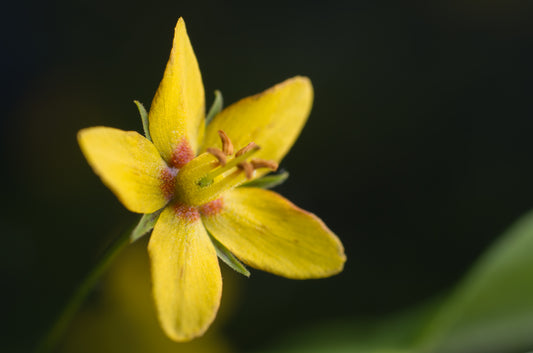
[418,210,533,353]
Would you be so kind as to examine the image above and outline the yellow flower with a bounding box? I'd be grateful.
[78,18,346,342]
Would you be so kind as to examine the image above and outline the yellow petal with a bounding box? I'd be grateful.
[148,204,222,341]
[78,127,171,213]
[200,76,313,167]
[148,18,205,167]
[202,188,345,279]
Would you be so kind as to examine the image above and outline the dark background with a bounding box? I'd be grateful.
[2,1,533,352]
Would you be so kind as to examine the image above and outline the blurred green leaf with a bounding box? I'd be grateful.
[253,299,441,353]
[418,210,533,353]
[254,210,533,353]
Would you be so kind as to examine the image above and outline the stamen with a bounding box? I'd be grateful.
[206,147,227,166]
[236,142,259,157]
[238,162,254,179]
[217,130,234,156]
[198,143,260,187]
[250,158,279,171]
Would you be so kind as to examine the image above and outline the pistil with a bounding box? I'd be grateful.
[198,144,260,187]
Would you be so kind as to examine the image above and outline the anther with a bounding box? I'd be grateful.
[206,147,227,166]
[250,158,279,171]
[236,142,259,157]
[217,130,234,156]
[238,161,254,179]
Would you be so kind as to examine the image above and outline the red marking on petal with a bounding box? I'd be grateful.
[159,167,177,200]
[173,202,200,222]
[170,139,195,169]
[200,198,224,217]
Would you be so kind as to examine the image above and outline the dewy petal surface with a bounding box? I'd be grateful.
[201,77,313,168]
[148,18,205,165]
[202,188,346,279]
[78,127,170,213]
[148,204,222,341]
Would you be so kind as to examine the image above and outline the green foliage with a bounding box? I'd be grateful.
[418,210,533,353]
[254,300,439,353]
[255,210,533,353]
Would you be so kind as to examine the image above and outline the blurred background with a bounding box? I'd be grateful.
[2,1,533,352]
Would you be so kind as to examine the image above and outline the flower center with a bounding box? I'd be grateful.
[173,130,277,206]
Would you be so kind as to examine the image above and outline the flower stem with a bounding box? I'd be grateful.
[33,212,159,353]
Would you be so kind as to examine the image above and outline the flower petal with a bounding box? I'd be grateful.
[148,204,222,341]
[78,127,171,213]
[201,76,313,166]
[148,18,205,166]
[202,187,345,279]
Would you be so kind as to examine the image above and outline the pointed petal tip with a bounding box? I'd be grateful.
[273,75,313,95]
[285,75,313,91]
[77,126,105,151]
[77,126,99,141]
[176,17,186,30]
[158,285,222,341]
[328,250,347,277]
[290,75,311,84]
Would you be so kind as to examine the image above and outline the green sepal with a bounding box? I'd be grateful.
[207,229,250,277]
[133,100,151,142]
[205,90,223,125]
[130,209,163,243]
[240,170,289,189]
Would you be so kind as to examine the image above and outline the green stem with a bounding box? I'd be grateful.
[33,212,159,353]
